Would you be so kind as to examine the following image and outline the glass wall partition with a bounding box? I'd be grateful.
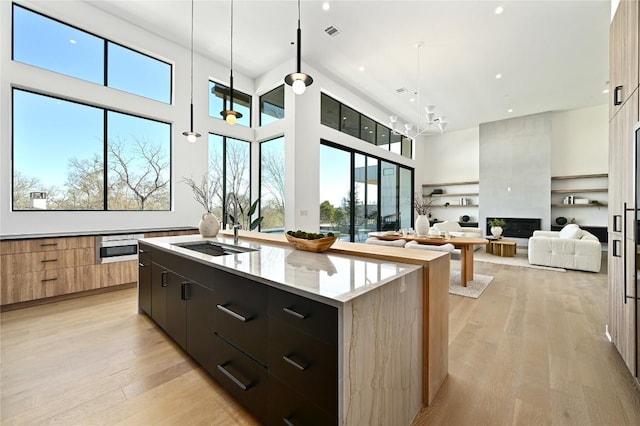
[320,140,413,241]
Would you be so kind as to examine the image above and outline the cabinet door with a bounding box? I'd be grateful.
[151,263,167,330]
[268,374,337,426]
[187,281,216,374]
[610,0,639,118]
[138,255,152,315]
[165,271,188,350]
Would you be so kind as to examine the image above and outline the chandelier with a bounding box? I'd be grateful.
[389,43,448,138]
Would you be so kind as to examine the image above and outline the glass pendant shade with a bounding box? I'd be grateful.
[284,0,313,95]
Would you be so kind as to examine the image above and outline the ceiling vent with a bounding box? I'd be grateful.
[396,87,407,93]
[324,26,340,37]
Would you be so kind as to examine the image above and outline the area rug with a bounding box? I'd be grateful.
[473,248,567,272]
[449,270,493,299]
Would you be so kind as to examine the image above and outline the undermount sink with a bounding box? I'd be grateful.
[173,241,258,257]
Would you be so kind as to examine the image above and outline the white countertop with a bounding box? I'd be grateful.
[140,234,422,306]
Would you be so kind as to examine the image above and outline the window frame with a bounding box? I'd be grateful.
[209,80,253,127]
[11,88,172,212]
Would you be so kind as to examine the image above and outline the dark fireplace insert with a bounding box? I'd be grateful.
[486,217,541,238]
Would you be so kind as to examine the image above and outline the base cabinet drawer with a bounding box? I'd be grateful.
[268,318,338,415]
[214,270,267,365]
[268,374,337,426]
[211,334,268,424]
[1,266,89,304]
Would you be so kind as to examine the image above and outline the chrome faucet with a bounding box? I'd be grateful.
[225,192,241,245]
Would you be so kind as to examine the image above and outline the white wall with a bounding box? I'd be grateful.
[0,0,415,237]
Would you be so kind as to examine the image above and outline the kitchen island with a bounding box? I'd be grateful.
[138,230,450,425]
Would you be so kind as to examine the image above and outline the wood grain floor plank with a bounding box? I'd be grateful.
[2,256,640,425]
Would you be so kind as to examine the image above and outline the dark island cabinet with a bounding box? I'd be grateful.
[139,245,340,425]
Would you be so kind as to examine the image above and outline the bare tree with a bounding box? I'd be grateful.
[62,154,104,209]
[107,137,169,210]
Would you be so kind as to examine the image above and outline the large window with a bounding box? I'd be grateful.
[12,89,171,211]
[208,134,253,230]
[260,86,284,126]
[320,93,413,159]
[260,137,285,232]
[209,81,251,127]
[12,4,172,103]
[320,141,413,241]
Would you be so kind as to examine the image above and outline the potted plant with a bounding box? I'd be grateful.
[488,218,506,238]
[414,193,435,236]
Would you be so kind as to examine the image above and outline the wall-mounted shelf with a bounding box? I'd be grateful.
[550,173,608,228]
[422,180,479,222]
[551,188,607,194]
[551,203,608,208]
[422,180,479,188]
[428,192,479,197]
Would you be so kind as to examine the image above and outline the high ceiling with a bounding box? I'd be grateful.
[90,0,611,134]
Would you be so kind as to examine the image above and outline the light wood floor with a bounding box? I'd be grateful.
[2,259,640,425]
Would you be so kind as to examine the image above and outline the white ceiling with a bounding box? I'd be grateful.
[89,0,611,133]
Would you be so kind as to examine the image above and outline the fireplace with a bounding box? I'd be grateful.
[486,218,541,238]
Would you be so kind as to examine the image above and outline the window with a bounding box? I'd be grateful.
[208,134,252,229]
[107,43,172,104]
[260,137,285,232]
[209,81,251,127]
[260,86,284,126]
[12,89,171,211]
[12,4,172,103]
[320,93,340,130]
[320,93,413,159]
[320,141,413,241]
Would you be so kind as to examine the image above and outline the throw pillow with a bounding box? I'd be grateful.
[558,224,582,239]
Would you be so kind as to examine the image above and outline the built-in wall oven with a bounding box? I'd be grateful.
[95,234,144,263]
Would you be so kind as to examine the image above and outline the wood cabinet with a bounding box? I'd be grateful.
[609,0,639,119]
[138,243,152,315]
[608,0,640,380]
[141,245,340,425]
[0,236,95,305]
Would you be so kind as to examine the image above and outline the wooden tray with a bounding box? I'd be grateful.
[285,234,337,253]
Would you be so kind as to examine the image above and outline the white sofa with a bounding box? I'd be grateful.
[527,224,601,272]
[430,221,482,238]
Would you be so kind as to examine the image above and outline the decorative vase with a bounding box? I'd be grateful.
[490,226,503,238]
[415,215,431,236]
[198,212,220,237]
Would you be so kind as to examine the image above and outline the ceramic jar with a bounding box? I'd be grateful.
[198,212,220,237]
[415,215,431,236]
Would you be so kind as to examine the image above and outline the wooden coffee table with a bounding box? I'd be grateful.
[370,233,488,286]
[486,238,517,257]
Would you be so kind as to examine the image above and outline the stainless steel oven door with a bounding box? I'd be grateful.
[96,236,142,263]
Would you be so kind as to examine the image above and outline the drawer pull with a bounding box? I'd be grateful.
[161,271,168,287]
[41,259,58,263]
[283,417,296,426]
[614,85,623,106]
[41,277,58,282]
[216,304,248,322]
[217,363,251,391]
[283,307,306,320]
[282,353,307,371]
[139,249,146,253]
[40,243,58,247]
[138,262,146,267]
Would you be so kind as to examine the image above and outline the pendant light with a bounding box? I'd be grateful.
[284,0,313,95]
[220,0,242,125]
[182,0,201,143]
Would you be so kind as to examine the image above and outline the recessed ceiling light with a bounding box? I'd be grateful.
[602,89,610,94]
[495,6,504,15]
[507,108,513,113]
[410,98,415,103]
[322,2,330,11]
[69,39,77,44]
[358,66,365,72]
[495,73,502,79]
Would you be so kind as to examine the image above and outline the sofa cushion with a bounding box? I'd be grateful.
[558,224,582,239]
[405,241,461,260]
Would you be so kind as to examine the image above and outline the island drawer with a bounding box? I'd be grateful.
[268,374,337,426]
[214,269,267,365]
[268,317,338,415]
[138,242,153,262]
[268,287,338,346]
[211,334,268,424]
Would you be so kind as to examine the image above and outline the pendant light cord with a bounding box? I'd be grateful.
[189,0,194,104]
